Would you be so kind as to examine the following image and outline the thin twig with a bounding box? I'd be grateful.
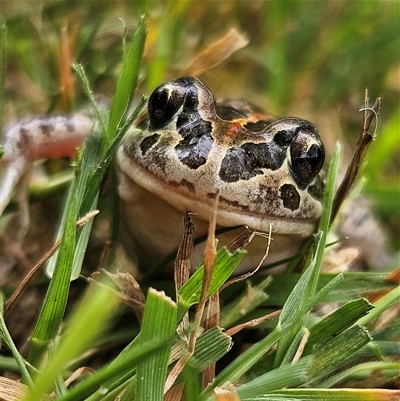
[331,92,381,223]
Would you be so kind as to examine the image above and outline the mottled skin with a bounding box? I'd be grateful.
[117,77,325,273]
[1,77,325,274]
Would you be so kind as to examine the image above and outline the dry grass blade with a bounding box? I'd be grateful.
[213,387,240,400]
[96,270,146,322]
[331,92,381,222]
[225,309,281,337]
[175,212,195,294]
[183,28,249,76]
[0,377,52,401]
[201,292,220,388]
[188,194,220,352]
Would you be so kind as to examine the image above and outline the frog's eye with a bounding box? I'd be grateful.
[148,84,186,128]
[289,127,325,186]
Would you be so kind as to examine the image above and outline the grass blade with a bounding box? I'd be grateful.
[28,182,78,366]
[24,285,120,401]
[235,325,371,398]
[239,388,400,400]
[177,247,245,322]
[135,289,177,401]
[274,143,341,366]
[107,16,147,141]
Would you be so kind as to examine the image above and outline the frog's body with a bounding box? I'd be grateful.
[1,77,325,274]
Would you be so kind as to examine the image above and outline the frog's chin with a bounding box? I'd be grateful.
[117,147,317,237]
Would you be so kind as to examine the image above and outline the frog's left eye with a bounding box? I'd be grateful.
[148,84,186,128]
[289,127,325,186]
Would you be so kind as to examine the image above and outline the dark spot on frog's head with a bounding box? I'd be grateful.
[39,123,54,136]
[273,129,296,147]
[140,133,160,155]
[219,142,286,183]
[280,183,300,211]
[174,129,213,169]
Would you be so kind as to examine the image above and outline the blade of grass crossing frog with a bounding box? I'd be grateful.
[134,289,177,401]
[273,143,341,367]
[45,130,103,280]
[73,63,108,135]
[107,16,147,142]
[79,96,146,218]
[46,17,147,279]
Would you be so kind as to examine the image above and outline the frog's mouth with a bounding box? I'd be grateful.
[118,146,318,238]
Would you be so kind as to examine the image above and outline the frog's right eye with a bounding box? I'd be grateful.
[148,84,186,128]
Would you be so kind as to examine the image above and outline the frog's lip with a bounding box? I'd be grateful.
[118,147,317,237]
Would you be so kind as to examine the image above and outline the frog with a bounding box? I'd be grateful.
[1,76,325,275]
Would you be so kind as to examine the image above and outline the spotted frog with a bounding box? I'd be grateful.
[1,77,325,274]
[117,77,325,273]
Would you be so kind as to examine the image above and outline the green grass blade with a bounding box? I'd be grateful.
[205,272,344,393]
[189,326,232,373]
[45,16,147,280]
[57,337,175,401]
[263,271,397,306]
[234,325,371,398]
[306,325,371,379]
[357,285,400,327]
[28,183,78,366]
[107,16,147,141]
[220,277,271,328]
[176,247,245,322]
[45,130,103,280]
[24,285,119,401]
[78,97,146,218]
[132,289,177,401]
[0,310,33,386]
[317,361,400,388]
[303,298,374,355]
[239,388,400,400]
[274,143,341,366]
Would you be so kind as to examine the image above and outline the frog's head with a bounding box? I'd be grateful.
[120,76,325,235]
